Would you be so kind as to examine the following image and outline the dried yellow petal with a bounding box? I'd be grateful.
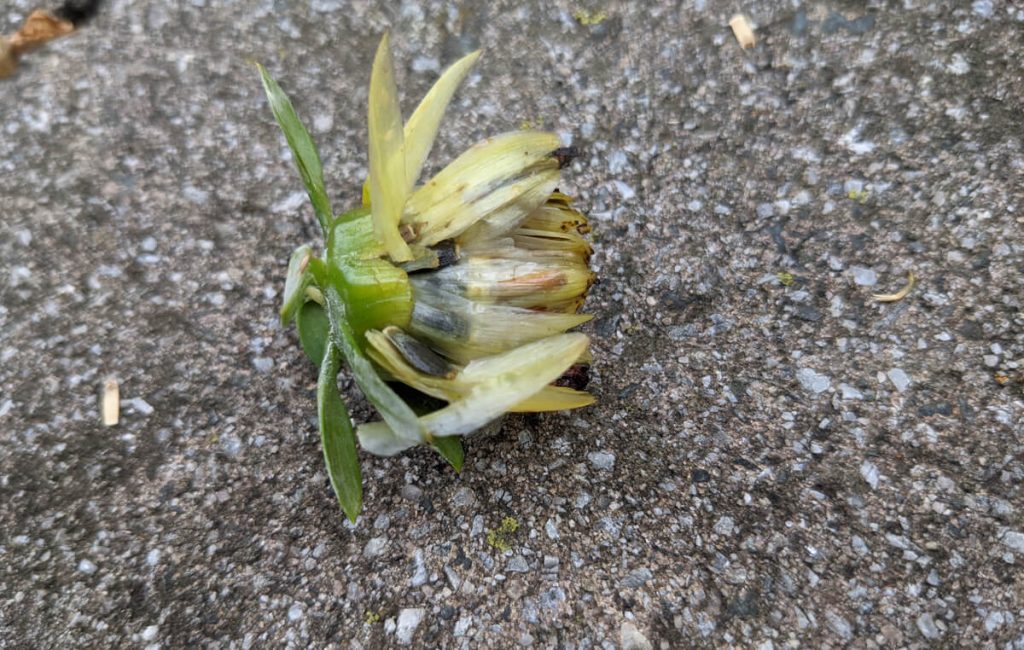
[367,33,413,262]
[872,272,916,302]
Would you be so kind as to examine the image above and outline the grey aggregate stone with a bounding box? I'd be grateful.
[620,568,653,589]
[586,451,615,470]
[396,608,425,645]
[796,368,831,394]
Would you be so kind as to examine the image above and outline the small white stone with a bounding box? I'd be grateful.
[887,368,911,392]
[839,383,863,400]
[396,608,425,645]
[797,368,831,394]
[611,180,635,200]
[713,516,735,536]
[128,398,155,415]
[364,537,387,558]
[984,611,1005,633]
[141,625,159,641]
[917,613,941,639]
[620,621,653,650]
[1001,530,1024,554]
[77,559,97,574]
[972,0,993,18]
[287,603,303,621]
[544,519,560,540]
[410,549,427,587]
[411,56,440,73]
[850,266,877,286]
[860,461,880,489]
[587,451,616,470]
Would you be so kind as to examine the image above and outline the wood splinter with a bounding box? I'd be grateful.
[102,377,119,427]
[729,13,757,49]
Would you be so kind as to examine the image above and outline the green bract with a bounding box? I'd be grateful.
[259,35,596,521]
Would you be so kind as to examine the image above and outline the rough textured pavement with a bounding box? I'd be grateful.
[2,0,1023,647]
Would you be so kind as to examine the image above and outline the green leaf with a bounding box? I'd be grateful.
[430,435,464,472]
[258,63,333,233]
[281,245,313,325]
[296,301,329,365]
[317,340,362,522]
[323,285,425,444]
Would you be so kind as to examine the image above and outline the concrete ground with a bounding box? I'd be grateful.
[2,0,1023,647]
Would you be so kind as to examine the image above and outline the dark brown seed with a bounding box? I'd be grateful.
[554,364,590,390]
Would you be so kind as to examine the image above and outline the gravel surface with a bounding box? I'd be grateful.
[2,0,1023,648]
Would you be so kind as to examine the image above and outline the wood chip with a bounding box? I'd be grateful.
[873,272,916,302]
[102,378,119,426]
[729,14,756,49]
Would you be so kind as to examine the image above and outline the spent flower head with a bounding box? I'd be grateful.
[259,34,596,521]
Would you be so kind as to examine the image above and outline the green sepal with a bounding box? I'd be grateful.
[281,245,313,326]
[296,301,329,365]
[323,285,425,444]
[317,340,363,522]
[258,64,333,234]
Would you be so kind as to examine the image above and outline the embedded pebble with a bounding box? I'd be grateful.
[620,621,653,650]
[916,613,941,639]
[713,516,735,536]
[887,368,911,392]
[850,266,878,286]
[797,368,831,394]
[364,537,387,558]
[587,451,616,470]
[620,568,653,588]
[1001,531,1024,554]
[506,556,529,573]
[410,549,428,587]
[396,608,425,645]
[860,461,880,489]
[839,383,864,400]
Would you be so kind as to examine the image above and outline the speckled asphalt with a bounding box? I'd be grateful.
[2,1,1023,648]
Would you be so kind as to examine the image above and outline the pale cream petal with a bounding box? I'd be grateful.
[455,172,561,245]
[424,333,590,436]
[357,421,420,456]
[403,131,561,242]
[403,50,481,191]
[415,169,558,246]
[368,33,413,262]
[366,327,593,414]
